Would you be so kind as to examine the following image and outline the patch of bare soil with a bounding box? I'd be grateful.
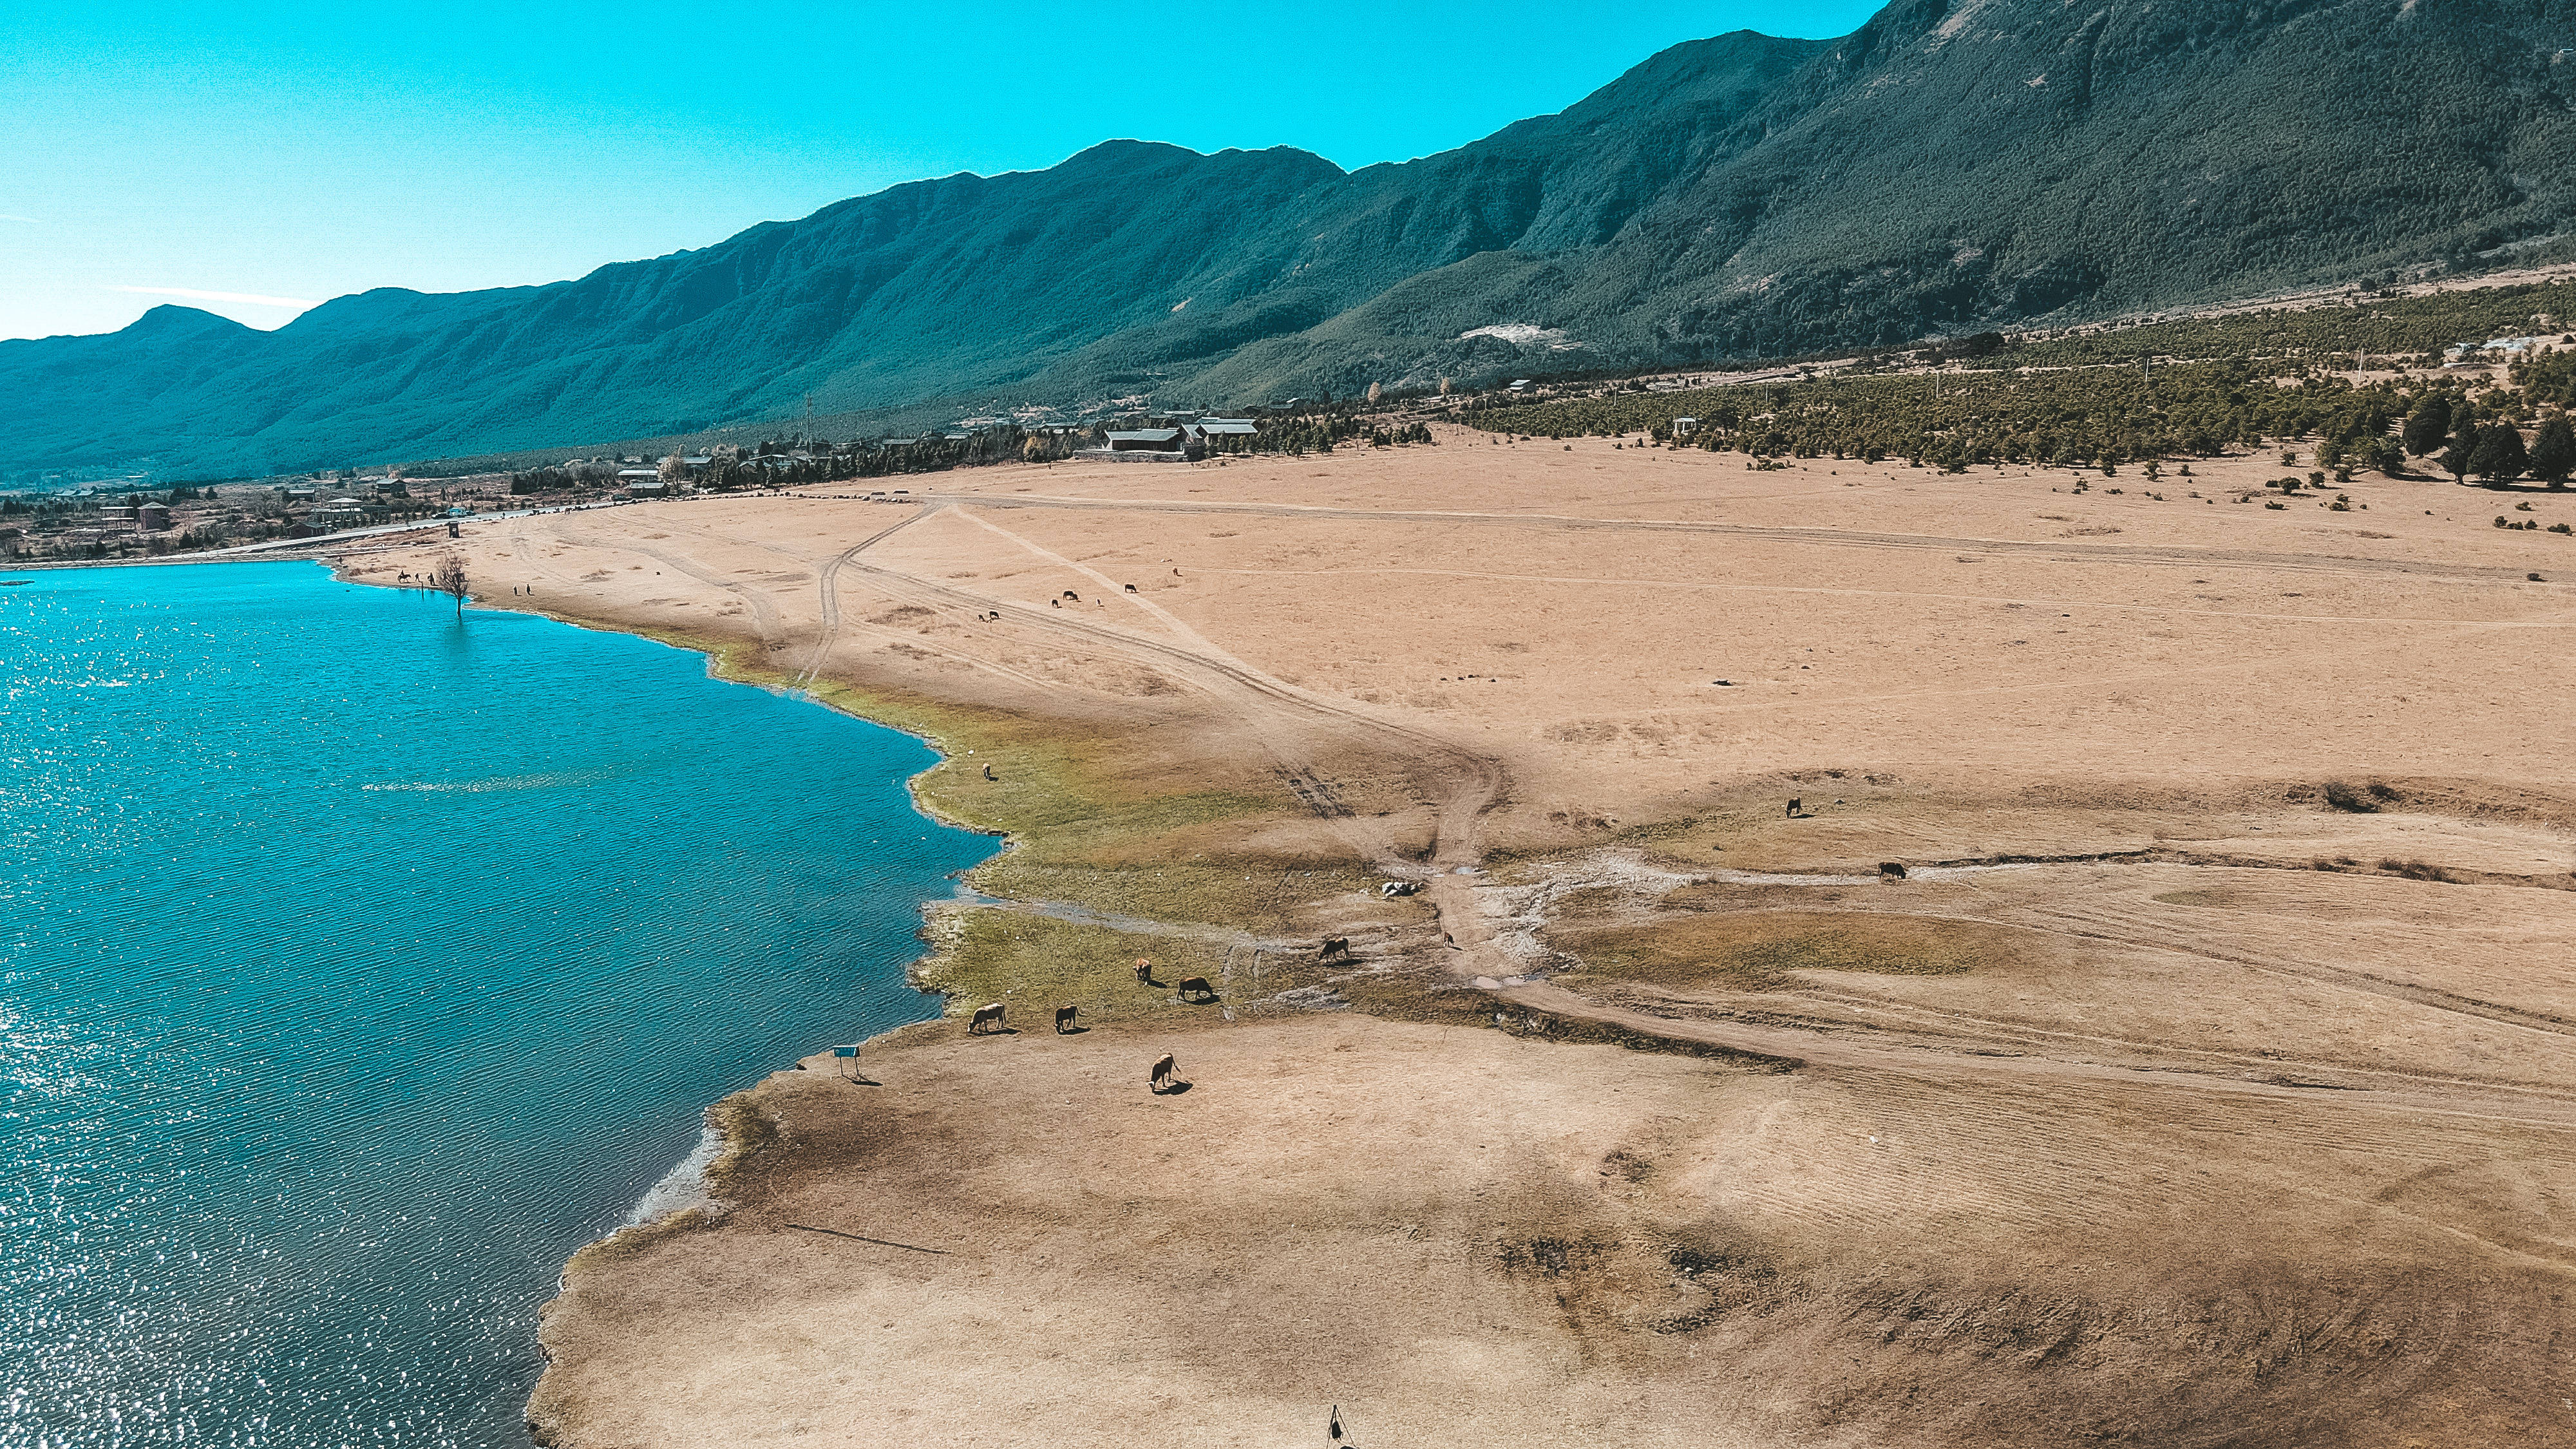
[531,1018,2572,1449]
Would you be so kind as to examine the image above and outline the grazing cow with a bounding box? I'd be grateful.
[982,763,996,780]
[1379,880,1419,898]
[1051,598,1061,608]
[1879,862,1908,880]
[1176,976,1217,1003]
[968,1001,1007,1034]
[1063,590,1081,601]
[1150,1054,1177,1093]
[1786,797,1803,819]
[1123,583,1138,593]
[1133,958,1155,986]
[1319,936,1350,960]
[1054,1004,1079,1034]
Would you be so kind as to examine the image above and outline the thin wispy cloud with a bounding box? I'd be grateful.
[108,285,320,308]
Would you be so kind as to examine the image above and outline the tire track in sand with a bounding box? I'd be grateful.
[809,504,1505,871]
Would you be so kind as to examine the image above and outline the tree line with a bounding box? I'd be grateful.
[1465,350,2575,486]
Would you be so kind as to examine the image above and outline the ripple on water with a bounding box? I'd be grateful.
[0,563,996,1446]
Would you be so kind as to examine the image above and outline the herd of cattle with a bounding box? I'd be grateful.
[956,932,1370,1094]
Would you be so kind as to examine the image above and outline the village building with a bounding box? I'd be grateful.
[1105,428,1189,454]
[1090,426,1204,462]
[310,497,370,529]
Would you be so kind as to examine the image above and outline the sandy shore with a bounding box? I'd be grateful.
[354,432,2576,1446]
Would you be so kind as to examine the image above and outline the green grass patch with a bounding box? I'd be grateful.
[918,911,1238,1027]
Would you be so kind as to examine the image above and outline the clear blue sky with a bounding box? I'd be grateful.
[3,1,1882,341]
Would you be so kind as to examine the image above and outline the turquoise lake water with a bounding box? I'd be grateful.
[0,562,996,1447]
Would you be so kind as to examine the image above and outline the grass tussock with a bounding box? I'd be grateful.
[560,1208,716,1279]
[2323,780,2403,814]
[701,1095,782,1202]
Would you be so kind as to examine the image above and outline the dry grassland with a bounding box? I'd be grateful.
[354,432,2575,1446]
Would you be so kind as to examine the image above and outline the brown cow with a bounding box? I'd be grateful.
[1150,1054,1177,1093]
[968,1001,1007,1034]
[1176,976,1217,1003]
[1133,958,1155,986]
[1319,936,1350,960]
[1054,1004,1079,1034]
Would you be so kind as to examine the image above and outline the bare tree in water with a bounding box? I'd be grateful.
[430,554,469,616]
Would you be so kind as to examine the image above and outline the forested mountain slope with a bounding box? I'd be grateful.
[8,0,2573,479]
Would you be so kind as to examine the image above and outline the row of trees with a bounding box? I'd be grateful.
[1464,351,2576,485]
[2400,394,2576,484]
[1202,414,1438,454]
[1466,364,2411,471]
[1961,278,2576,374]
[509,430,1046,494]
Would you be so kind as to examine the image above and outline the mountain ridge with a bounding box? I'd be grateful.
[10,0,2575,481]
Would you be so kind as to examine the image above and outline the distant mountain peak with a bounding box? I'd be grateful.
[124,304,256,338]
[6,0,2571,480]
